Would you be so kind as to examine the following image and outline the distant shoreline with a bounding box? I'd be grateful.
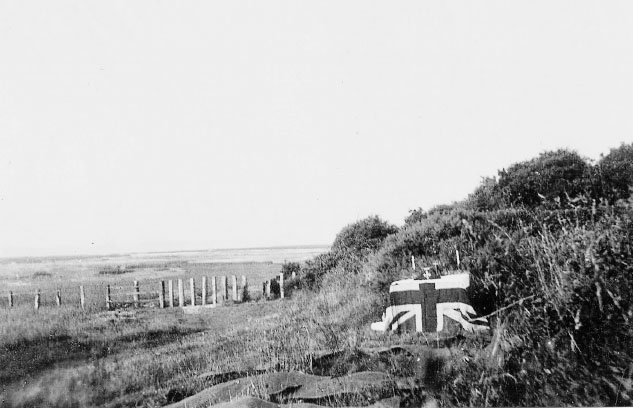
[0,244,331,264]
[135,244,331,255]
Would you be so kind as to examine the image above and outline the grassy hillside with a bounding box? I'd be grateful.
[285,144,633,406]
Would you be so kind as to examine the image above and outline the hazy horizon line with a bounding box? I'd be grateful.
[0,243,332,262]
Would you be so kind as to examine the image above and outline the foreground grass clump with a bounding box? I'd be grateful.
[432,200,633,406]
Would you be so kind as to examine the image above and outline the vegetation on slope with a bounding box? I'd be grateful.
[291,144,633,406]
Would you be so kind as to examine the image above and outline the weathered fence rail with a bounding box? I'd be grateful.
[4,272,288,311]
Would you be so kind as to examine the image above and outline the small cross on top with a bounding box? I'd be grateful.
[423,268,432,280]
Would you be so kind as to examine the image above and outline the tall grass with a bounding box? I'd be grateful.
[0,302,284,407]
[294,197,633,406]
[431,199,633,406]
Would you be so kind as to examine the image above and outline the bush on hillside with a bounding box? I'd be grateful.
[297,251,339,289]
[404,207,425,225]
[331,216,398,260]
[465,176,506,211]
[366,201,609,310]
[404,204,460,225]
[597,143,633,202]
[292,217,396,291]
[496,149,592,207]
[365,209,465,293]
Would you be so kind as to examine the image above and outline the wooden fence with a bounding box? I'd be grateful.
[4,273,287,311]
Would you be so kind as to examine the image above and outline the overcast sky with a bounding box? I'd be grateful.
[1,1,632,257]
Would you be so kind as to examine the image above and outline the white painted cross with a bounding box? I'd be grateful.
[423,268,432,280]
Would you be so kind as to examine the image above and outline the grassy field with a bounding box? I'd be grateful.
[0,257,282,310]
[0,252,448,408]
[0,254,296,407]
[0,275,449,408]
[0,299,290,407]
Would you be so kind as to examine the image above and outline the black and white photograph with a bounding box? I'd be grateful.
[1,1,632,407]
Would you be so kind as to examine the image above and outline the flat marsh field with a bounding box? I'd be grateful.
[0,247,334,407]
[0,247,327,309]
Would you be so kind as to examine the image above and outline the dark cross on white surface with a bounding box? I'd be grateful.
[389,282,471,332]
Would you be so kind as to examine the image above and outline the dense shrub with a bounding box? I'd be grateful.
[365,209,465,293]
[297,251,339,289]
[597,143,633,202]
[366,196,633,406]
[280,261,301,278]
[465,176,506,211]
[279,261,302,296]
[441,199,633,406]
[269,278,281,298]
[404,204,460,225]
[496,149,592,207]
[404,207,425,226]
[296,216,397,290]
[331,216,398,260]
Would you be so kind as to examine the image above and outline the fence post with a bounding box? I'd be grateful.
[106,285,112,310]
[56,289,62,306]
[262,281,266,298]
[241,275,247,302]
[232,275,238,301]
[211,276,217,305]
[201,276,207,306]
[178,279,184,308]
[159,281,165,308]
[80,285,85,309]
[34,290,40,310]
[8,291,13,308]
[133,281,140,307]
[190,278,196,306]
[221,276,227,302]
[168,280,174,308]
[265,280,271,299]
[279,273,284,299]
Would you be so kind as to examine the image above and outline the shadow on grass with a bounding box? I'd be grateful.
[0,326,202,386]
